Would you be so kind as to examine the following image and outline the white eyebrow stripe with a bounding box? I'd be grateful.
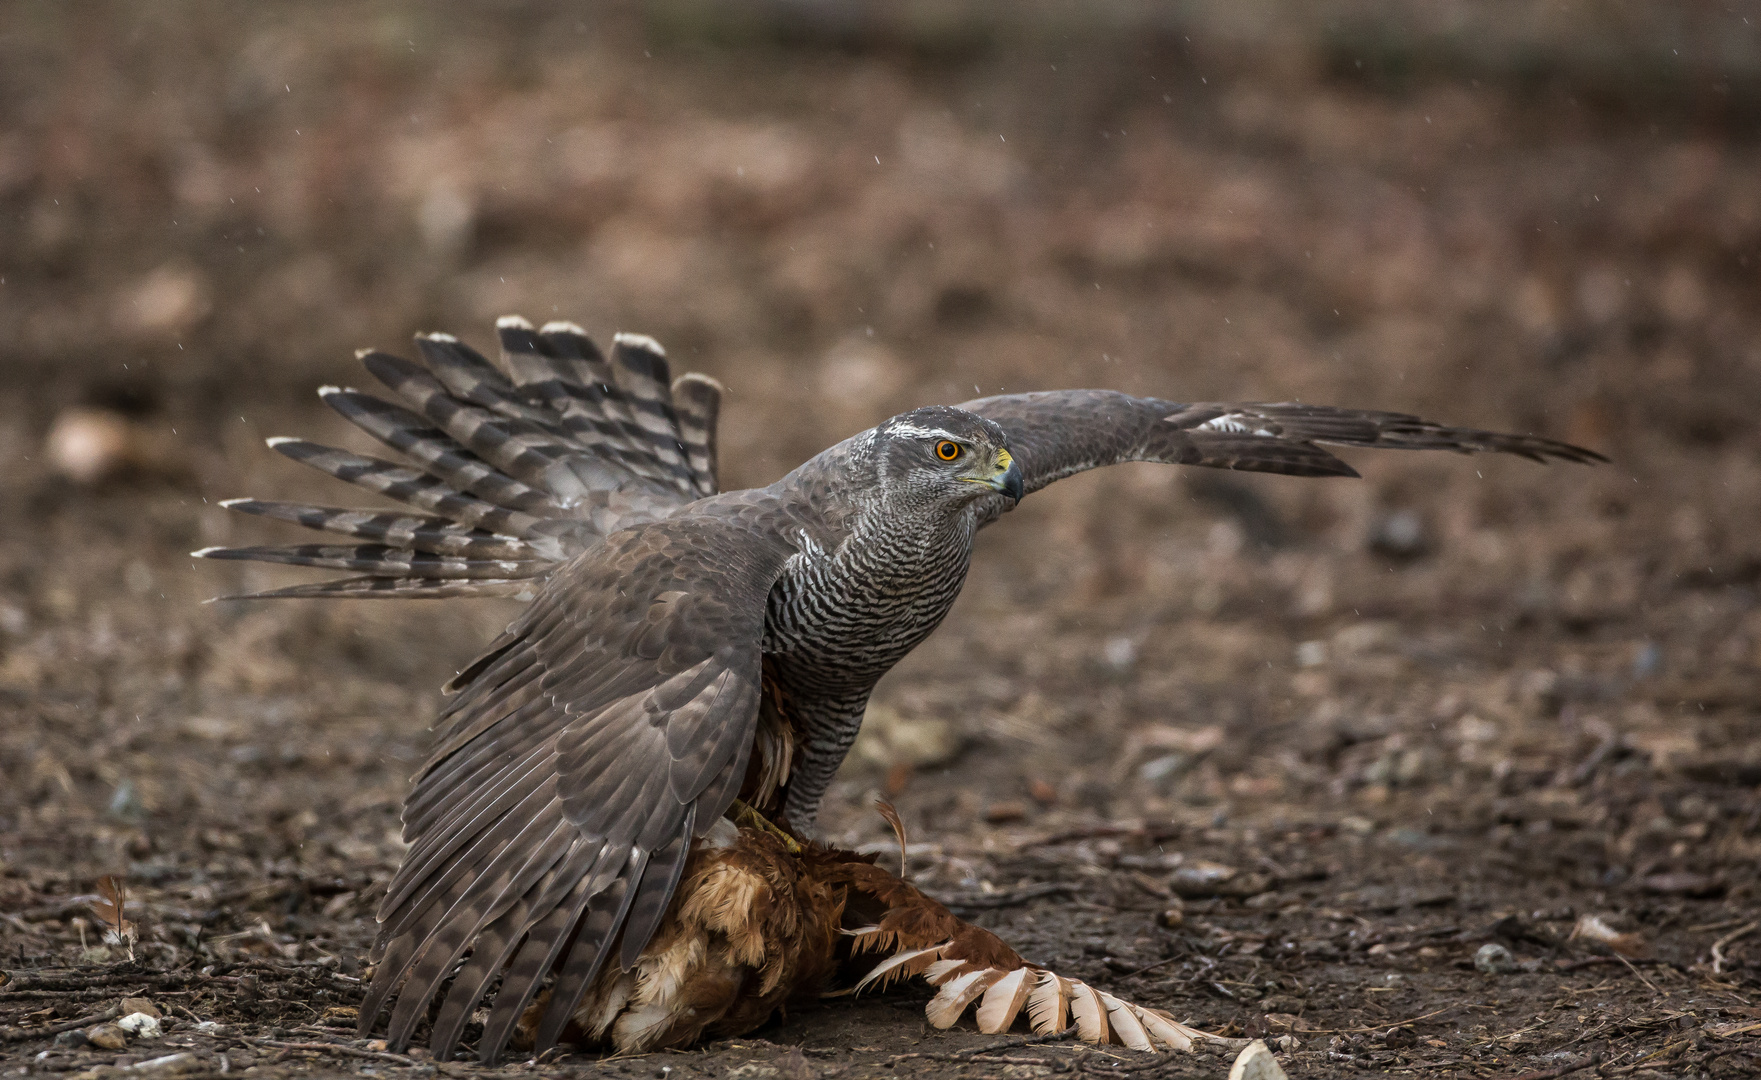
[886,423,964,442]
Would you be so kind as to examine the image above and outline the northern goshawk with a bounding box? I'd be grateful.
[200,318,1602,1062]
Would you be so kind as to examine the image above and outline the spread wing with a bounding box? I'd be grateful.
[959,390,1604,521]
[357,508,794,1064]
[197,317,722,599]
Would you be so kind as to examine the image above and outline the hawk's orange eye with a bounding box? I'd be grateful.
[935,440,961,461]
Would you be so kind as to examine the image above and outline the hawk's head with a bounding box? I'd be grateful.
[872,406,1025,507]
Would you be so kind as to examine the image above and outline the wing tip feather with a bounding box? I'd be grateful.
[673,371,725,394]
[613,331,666,357]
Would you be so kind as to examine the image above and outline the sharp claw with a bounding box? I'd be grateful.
[728,799,802,854]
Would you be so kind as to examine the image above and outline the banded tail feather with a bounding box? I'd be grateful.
[495,319,714,499]
[198,317,724,600]
[216,499,546,561]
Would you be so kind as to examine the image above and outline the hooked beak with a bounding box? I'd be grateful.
[978,448,1025,502]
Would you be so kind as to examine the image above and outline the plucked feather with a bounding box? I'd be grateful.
[852,941,948,992]
[1067,980,1106,1043]
[1137,1008,1202,1052]
[1101,991,1153,1051]
[974,966,1033,1034]
[926,969,1001,1029]
[1026,970,1069,1034]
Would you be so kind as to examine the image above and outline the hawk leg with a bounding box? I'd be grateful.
[729,799,802,854]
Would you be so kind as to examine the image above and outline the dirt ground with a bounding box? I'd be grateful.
[3,3,1760,1077]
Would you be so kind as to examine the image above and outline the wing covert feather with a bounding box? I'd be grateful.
[359,502,796,1064]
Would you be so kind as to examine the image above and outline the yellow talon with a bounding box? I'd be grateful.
[729,799,802,854]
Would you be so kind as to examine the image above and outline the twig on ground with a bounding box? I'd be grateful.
[1553,956,1667,973]
[1470,1019,1552,1048]
[1613,952,1662,995]
[1292,1004,1458,1035]
[0,1004,122,1043]
[1686,917,1754,934]
[1711,920,1756,974]
[1505,1051,1602,1080]
[240,1035,419,1066]
[0,970,232,995]
[1602,1038,1691,1075]
[1115,955,1182,980]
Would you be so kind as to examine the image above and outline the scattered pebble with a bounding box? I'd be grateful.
[1170,859,1237,895]
[1369,509,1429,558]
[1139,752,1197,791]
[1170,860,1272,899]
[1227,1038,1289,1080]
[53,1029,90,1049]
[117,1013,162,1039]
[121,264,211,336]
[849,706,961,771]
[1474,942,1517,974]
[983,800,1027,823]
[44,408,186,485]
[47,409,135,484]
[1102,635,1137,671]
[85,1023,128,1051]
[117,998,161,1020]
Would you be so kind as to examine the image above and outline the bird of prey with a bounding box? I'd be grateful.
[199,317,1602,1063]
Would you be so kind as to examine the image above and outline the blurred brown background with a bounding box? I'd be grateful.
[2,2,1759,1074]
